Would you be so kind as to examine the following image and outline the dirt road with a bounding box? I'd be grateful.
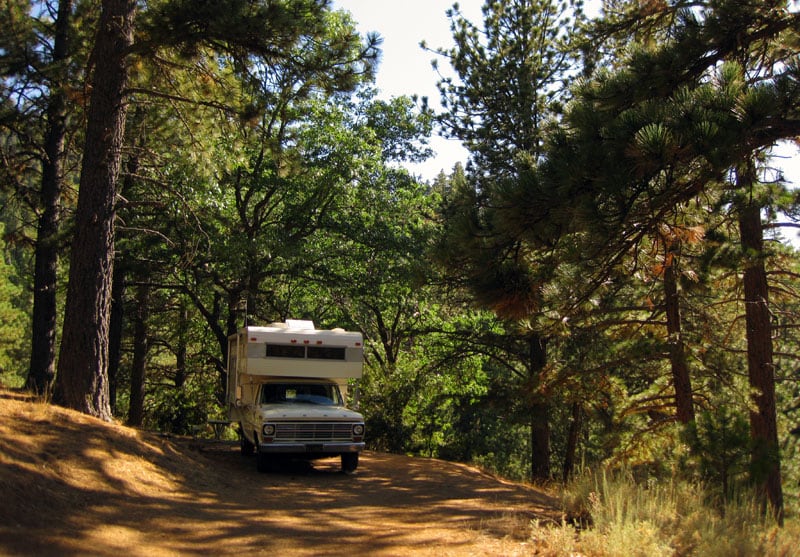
[0,390,560,556]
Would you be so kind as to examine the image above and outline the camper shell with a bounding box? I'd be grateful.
[226,320,365,473]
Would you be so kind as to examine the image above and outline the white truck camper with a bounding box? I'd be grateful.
[226,320,365,473]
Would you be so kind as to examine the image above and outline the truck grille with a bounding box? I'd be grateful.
[273,422,356,442]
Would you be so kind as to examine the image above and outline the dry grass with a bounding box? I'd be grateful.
[546,468,800,556]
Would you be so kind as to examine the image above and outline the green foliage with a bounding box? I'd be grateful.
[683,398,752,502]
[359,358,417,453]
[430,0,800,513]
[432,0,585,176]
[146,382,214,436]
[1,1,800,535]
[95,0,390,425]
[139,0,379,94]
[468,423,532,482]
[0,224,28,386]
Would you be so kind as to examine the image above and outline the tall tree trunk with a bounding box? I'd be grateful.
[528,334,551,481]
[175,301,189,389]
[738,194,783,523]
[562,401,582,482]
[55,0,136,421]
[109,116,142,412]
[108,264,126,412]
[663,250,695,424]
[127,283,149,426]
[26,0,73,395]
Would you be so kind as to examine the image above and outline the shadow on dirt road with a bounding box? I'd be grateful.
[1,391,560,556]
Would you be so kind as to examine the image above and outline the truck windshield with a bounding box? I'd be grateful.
[260,383,342,406]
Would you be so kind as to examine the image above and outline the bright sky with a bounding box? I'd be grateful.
[334,0,800,243]
[333,0,480,179]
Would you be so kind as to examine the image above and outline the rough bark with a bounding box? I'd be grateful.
[528,334,551,481]
[530,399,551,481]
[663,252,695,424]
[562,401,582,483]
[26,0,73,395]
[738,199,784,523]
[127,283,150,426]
[55,0,136,421]
[175,302,189,389]
[108,265,126,412]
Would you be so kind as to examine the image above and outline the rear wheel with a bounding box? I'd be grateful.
[341,452,359,474]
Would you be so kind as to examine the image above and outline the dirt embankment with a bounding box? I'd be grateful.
[0,389,561,556]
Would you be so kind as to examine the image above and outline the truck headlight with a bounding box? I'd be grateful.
[262,424,276,436]
[352,424,364,436]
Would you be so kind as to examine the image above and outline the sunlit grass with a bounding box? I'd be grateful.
[530,469,800,556]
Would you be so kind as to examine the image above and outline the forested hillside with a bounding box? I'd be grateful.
[1,0,799,542]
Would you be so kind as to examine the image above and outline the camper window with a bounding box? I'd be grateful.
[265,344,305,358]
[307,346,346,360]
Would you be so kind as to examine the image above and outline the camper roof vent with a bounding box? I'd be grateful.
[285,319,315,330]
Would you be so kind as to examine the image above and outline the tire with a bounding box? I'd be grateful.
[239,424,254,456]
[256,435,272,473]
[341,452,359,474]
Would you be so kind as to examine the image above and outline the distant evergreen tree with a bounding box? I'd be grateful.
[25,0,72,396]
[431,0,584,180]
[0,223,28,384]
[431,0,584,481]
[0,0,89,395]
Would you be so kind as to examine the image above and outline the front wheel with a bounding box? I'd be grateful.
[256,435,273,473]
[341,452,359,474]
[239,424,254,456]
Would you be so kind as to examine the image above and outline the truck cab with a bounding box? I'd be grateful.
[227,321,365,473]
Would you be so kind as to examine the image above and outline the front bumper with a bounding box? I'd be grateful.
[258,441,365,454]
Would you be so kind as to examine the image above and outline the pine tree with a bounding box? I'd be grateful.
[432,0,584,481]
[55,0,379,420]
[0,223,28,384]
[55,0,136,420]
[536,0,800,520]
[26,0,73,396]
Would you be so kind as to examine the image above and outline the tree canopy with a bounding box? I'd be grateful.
[2,0,800,528]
